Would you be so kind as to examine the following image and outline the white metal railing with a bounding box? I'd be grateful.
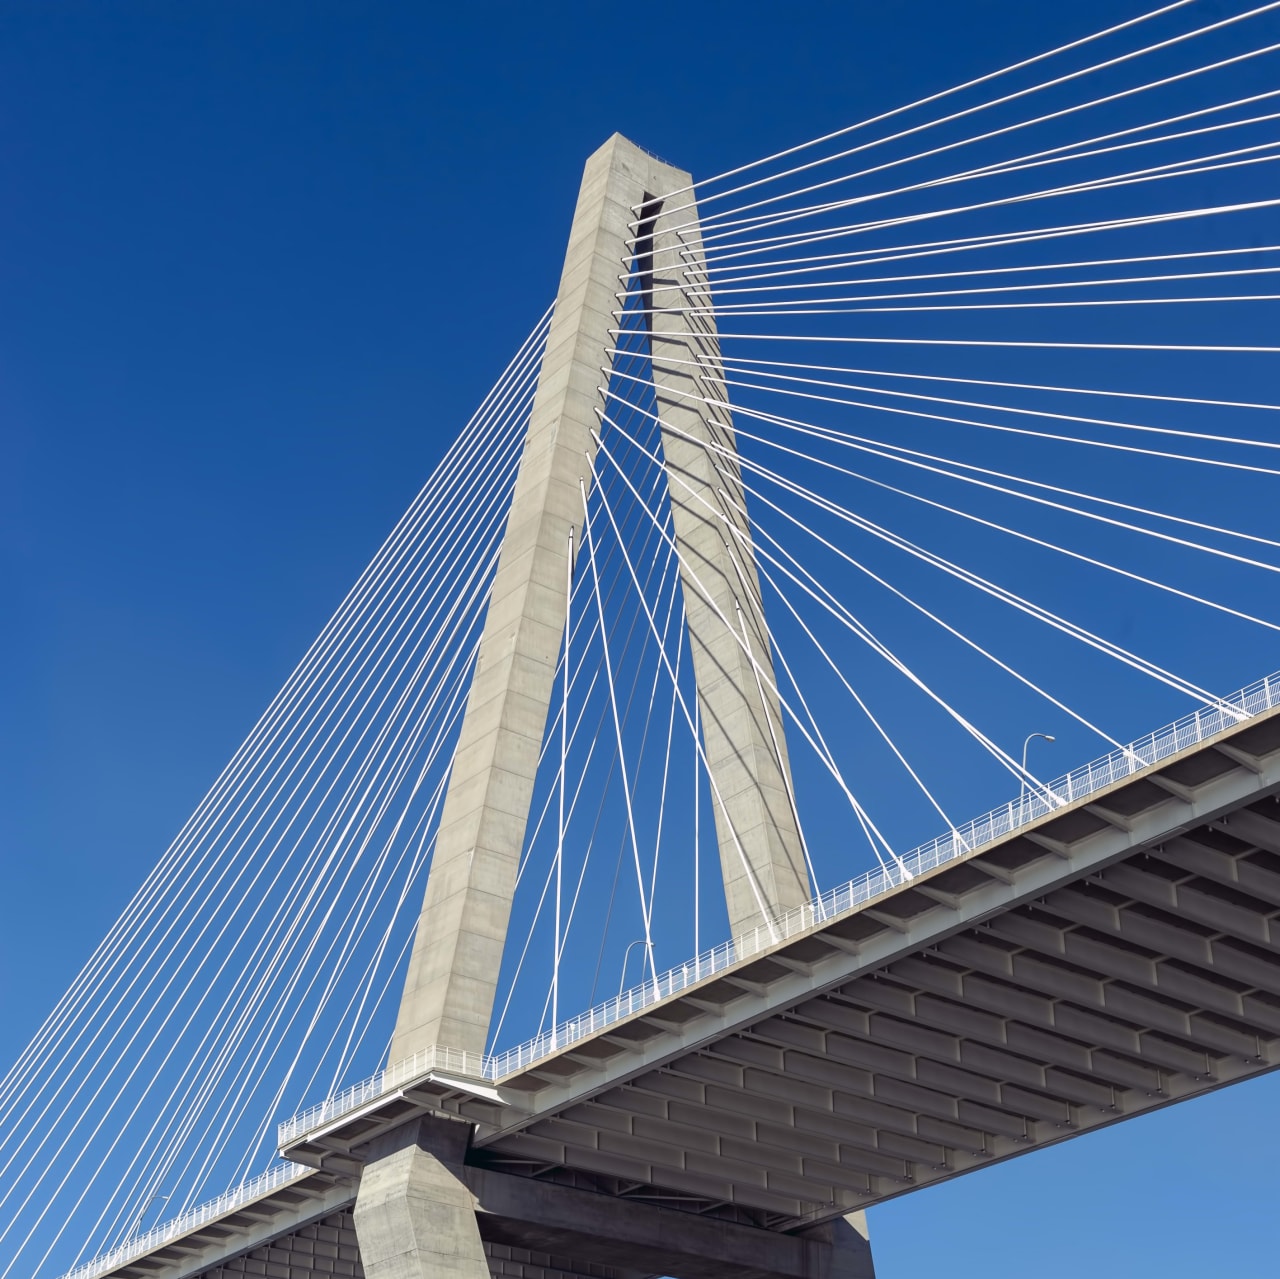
[277,1042,485,1147]
[276,670,1279,1144]
[60,1161,309,1279]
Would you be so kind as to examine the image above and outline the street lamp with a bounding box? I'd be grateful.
[1020,732,1056,810]
[125,1194,170,1242]
[618,938,654,998]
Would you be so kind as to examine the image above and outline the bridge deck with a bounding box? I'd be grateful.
[81,697,1280,1279]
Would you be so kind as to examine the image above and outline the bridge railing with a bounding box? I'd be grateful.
[279,672,1279,1131]
[485,672,1279,1077]
[58,1161,309,1279]
[76,674,1275,1279]
[277,1043,484,1148]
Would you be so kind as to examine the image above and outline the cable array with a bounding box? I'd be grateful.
[0,312,550,1278]
[6,5,1280,1276]
[492,0,1280,1077]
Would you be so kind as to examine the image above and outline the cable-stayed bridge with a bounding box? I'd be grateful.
[6,3,1280,1277]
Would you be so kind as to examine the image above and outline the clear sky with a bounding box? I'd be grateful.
[2,3,1278,1275]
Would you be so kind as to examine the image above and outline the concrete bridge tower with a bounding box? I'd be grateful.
[353,134,875,1279]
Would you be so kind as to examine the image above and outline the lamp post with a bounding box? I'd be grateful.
[125,1193,170,1242]
[1020,732,1056,816]
[618,938,653,999]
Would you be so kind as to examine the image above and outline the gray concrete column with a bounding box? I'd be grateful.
[799,1212,877,1279]
[389,132,810,1067]
[644,180,811,936]
[388,134,665,1062]
[354,1119,488,1279]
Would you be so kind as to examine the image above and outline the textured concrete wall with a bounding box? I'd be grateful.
[354,1121,489,1279]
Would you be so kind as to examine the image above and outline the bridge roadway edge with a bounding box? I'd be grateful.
[90,698,1280,1279]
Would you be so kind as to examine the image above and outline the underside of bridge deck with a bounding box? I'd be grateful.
[102,705,1280,1279]
[476,714,1280,1227]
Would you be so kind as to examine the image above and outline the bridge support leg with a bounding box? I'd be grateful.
[799,1211,877,1279]
[354,1119,489,1279]
[645,188,811,936]
[387,130,811,1067]
[386,132,659,1063]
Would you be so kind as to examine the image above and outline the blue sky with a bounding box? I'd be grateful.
[2,2,1278,1275]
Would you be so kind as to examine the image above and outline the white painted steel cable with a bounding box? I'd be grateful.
[494,537,684,1047]
[581,484,660,987]
[0,430,529,1208]
[0,313,553,1276]
[485,401,682,1050]
[600,408,1058,805]
[689,143,1280,262]
[695,150,1280,265]
[658,352,1280,433]
[0,399,524,1198]
[605,362,1280,554]
[696,196,1280,277]
[8,508,511,1271]
[0,321,547,1126]
[593,421,905,874]
[664,1,1197,205]
[605,401,1147,802]
[751,546,969,843]
[23,483,514,1254]
[85,647,478,1257]
[616,381,1280,636]
[661,264,1280,312]
[120,608,490,1207]
[671,416,1226,706]
[703,464,1141,765]
[508,409,677,898]
[535,555,688,1033]
[585,436,798,904]
[0,314,545,1136]
[662,242,1280,299]
[667,367,1280,480]
[696,330,1280,355]
[683,22,1280,239]
[599,384,1221,708]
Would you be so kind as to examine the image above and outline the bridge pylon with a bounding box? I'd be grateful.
[354,134,873,1279]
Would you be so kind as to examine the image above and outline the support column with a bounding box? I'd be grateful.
[354,1119,488,1279]
[388,134,659,1063]
[645,183,810,935]
[364,134,869,1279]
[799,1212,877,1279]
[389,132,809,1068]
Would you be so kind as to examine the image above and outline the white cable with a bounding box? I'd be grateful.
[593,422,905,873]
[601,409,1052,808]
[693,142,1280,256]
[697,193,1280,278]
[608,363,1280,554]
[668,1,1197,202]
[675,242,1280,298]
[684,23,1280,238]
[645,400,1225,707]
[580,478,658,986]
[585,442,792,913]
[0,330,545,1142]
